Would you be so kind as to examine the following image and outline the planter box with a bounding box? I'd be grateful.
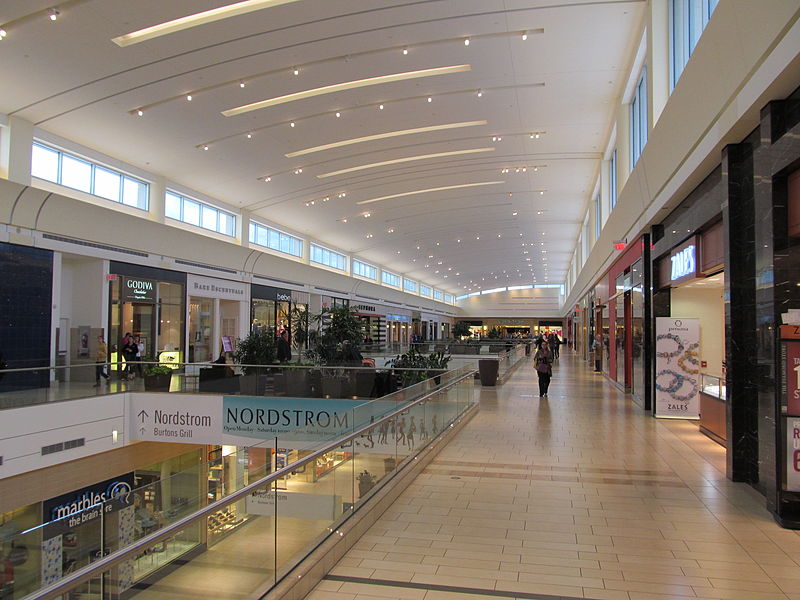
[144,372,172,392]
[478,359,499,386]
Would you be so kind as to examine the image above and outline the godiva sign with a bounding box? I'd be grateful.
[121,276,156,302]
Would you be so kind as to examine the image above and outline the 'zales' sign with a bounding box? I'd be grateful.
[122,276,156,302]
[668,236,701,285]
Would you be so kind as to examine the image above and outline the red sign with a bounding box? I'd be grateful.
[613,242,626,251]
[786,341,800,416]
[106,274,118,281]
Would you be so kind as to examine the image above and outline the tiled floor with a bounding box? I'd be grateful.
[306,351,800,600]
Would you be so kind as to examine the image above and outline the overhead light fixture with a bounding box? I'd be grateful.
[239,81,246,88]
[0,28,7,40]
[317,147,495,179]
[264,176,271,182]
[222,64,471,116]
[464,38,470,46]
[335,111,341,118]
[290,121,295,127]
[202,145,209,151]
[285,120,486,157]
[403,47,409,55]
[357,181,504,205]
[136,109,144,116]
[49,8,60,21]
[246,133,252,139]
[379,104,384,110]
[477,90,483,97]
[522,31,528,41]
[111,0,302,47]
[292,67,300,75]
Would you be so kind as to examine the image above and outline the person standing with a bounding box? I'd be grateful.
[276,329,292,363]
[121,332,137,380]
[534,339,553,397]
[94,336,109,387]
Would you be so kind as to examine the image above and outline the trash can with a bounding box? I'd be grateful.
[478,359,499,386]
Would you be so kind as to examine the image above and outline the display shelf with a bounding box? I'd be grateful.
[699,372,727,445]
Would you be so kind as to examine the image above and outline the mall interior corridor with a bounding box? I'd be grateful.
[307,352,800,600]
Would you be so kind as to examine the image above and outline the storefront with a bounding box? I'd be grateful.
[652,224,725,433]
[353,303,385,345]
[251,284,293,334]
[386,313,411,344]
[590,237,649,406]
[108,262,186,370]
[187,275,249,363]
[0,448,203,600]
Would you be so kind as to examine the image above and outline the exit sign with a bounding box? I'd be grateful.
[613,241,626,251]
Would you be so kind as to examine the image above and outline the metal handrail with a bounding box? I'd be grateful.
[21,368,477,600]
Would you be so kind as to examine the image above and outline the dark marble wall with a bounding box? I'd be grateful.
[722,136,760,486]
[0,242,53,391]
[753,99,800,525]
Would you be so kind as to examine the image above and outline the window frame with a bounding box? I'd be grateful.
[352,259,378,281]
[310,243,347,271]
[165,190,236,237]
[31,141,150,211]
[249,222,303,258]
[630,66,648,168]
[381,270,402,288]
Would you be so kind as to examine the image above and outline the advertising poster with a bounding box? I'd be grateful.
[787,418,800,492]
[783,341,800,416]
[655,317,700,419]
[78,326,90,357]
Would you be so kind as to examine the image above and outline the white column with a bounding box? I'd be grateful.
[0,115,33,185]
[149,175,166,223]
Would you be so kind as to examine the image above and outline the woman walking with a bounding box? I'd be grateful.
[534,339,553,397]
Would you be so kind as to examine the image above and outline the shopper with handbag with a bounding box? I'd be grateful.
[534,339,553,397]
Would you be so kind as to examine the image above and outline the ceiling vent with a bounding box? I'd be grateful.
[42,234,148,257]
[174,259,237,274]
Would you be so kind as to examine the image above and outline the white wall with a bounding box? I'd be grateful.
[670,285,725,378]
[457,287,563,318]
[0,395,125,479]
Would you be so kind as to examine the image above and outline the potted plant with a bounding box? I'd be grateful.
[452,321,472,340]
[426,350,451,384]
[144,364,173,392]
[306,305,364,398]
[357,469,376,497]
[234,327,277,395]
[391,346,429,387]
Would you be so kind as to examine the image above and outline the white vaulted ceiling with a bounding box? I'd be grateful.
[0,0,645,294]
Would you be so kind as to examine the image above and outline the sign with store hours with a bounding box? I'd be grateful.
[787,418,800,492]
[784,341,800,416]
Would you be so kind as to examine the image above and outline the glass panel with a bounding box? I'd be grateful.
[31,143,60,181]
[94,166,121,202]
[183,199,200,226]
[201,204,218,230]
[631,274,645,404]
[122,177,148,209]
[219,211,234,236]
[165,192,182,220]
[61,154,92,192]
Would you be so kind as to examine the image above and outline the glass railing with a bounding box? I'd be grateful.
[13,366,476,600]
[497,342,527,381]
[0,361,457,411]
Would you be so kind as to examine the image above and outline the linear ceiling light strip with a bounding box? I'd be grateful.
[112,0,301,47]
[222,64,471,116]
[356,181,505,205]
[285,120,487,158]
[317,148,496,179]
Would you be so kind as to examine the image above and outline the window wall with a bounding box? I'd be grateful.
[248,223,303,258]
[403,278,418,293]
[381,270,401,287]
[310,244,347,271]
[630,66,648,167]
[670,0,719,90]
[352,259,377,280]
[31,142,149,210]
[165,191,235,236]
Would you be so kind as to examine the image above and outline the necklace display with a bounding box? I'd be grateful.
[655,332,684,361]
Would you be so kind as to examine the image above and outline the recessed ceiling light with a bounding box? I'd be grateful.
[286,120,486,157]
[293,67,300,75]
[0,28,7,39]
[317,148,495,179]
[136,109,144,116]
[239,81,246,88]
[246,133,252,139]
[202,145,209,151]
[379,104,384,110]
[403,47,409,55]
[522,31,528,40]
[512,212,518,216]
[335,111,341,118]
[112,0,301,47]
[464,38,470,46]
[222,64,471,116]
[264,176,271,182]
[357,181,504,205]
[186,94,193,101]
[427,97,433,103]
[477,90,483,97]
[49,8,60,21]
